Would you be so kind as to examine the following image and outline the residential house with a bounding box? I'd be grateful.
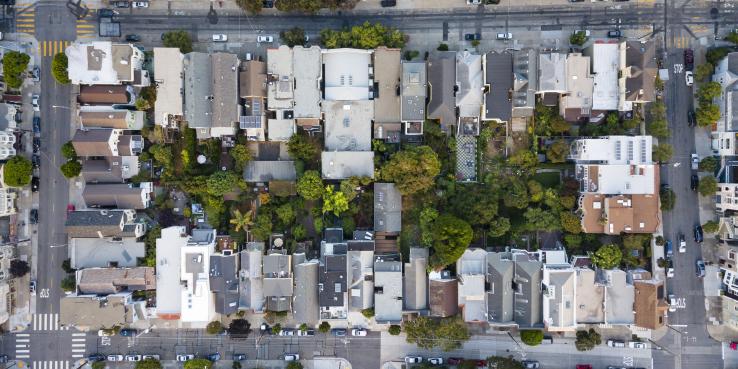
[0,104,19,131]
[153,47,184,128]
[72,129,143,157]
[183,52,240,139]
[427,51,457,132]
[244,161,297,183]
[584,41,619,112]
[210,252,240,315]
[373,47,401,142]
[632,273,667,330]
[263,253,293,312]
[239,242,265,312]
[347,238,374,311]
[292,46,322,130]
[483,51,513,123]
[79,108,145,130]
[618,40,657,111]
[81,157,140,183]
[603,268,635,325]
[82,183,152,209]
[374,254,403,323]
[179,229,217,323]
[65,209,145,239]
[0,130,15,160]
[455,51,483,182]
[486,252,515,325]
[65,41,149,86]
[0,246,15,326]
[374,183,402,253]
[537,53,567,103]
[76,267,155,295]
[266,46,295,139]
[574,267,605,325]
[60,293,146,330]
[0,185,15,217]
[403,247,428,311]
[320,235,348,320]
[69,237,145,269]
[511,251,544,328]
[321,151,374,180]
[428,270,458,317]
[78,85,132,105]
[400,61,426,135]
[571,136,660,234]
[155,226,187,320]
[239,59,267,141]
[542,265,577,331]
[457,249,487,322]
[293,255,320,325]
[560,53,594,122]
[512,49,538,118]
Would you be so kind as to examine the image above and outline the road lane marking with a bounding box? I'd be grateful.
[16,349,29,353]
[72,333,86,336]
[16,355,29,359]
[16,338,30,342]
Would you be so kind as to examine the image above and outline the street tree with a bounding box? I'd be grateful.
[696,103,721,127]
[698,176,718,197]
[183,359,212,369]
[3,51,29,89]
[3,156,32,187]
[318,321,331,333]
[162,30,193,53]
[9,259,29,277]
[388,325,401,335]
[228,319,252,338]
[520,330,544,346]
[699,156,719,173]
[60,160,82,178]
[569,31,587,46]
[652,144,673,163]
[575,329,602,351]
[280,27,306,47]
[135,359,162,369]
[660,187,676,211]
[51,53,70,84]
[403,316,470,351]
[697,82,722,103]
[61,141,77,160]
[235,0,262,13]
[591,244,622,269]
[206,321,224,335]
[694,63,714,82]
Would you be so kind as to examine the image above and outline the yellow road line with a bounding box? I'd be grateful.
[76,24,94,28]
[42,41,46,56]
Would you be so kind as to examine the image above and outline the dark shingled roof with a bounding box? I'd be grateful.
[210,254,240,315]
[319,254,347,307]
[427,51,457,131]
[485,52,513,122]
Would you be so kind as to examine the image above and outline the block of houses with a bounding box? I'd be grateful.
[457,249,487,323]
[374,254,403,323]
[428,270,458,318]
[711,53,738,213]
[76,267,155,295]
[347,238,374,312]
[373,47,401,143]
[571,136,660,234]
[293,253,320,325]
[263,253,293,312]
[79,108,144,130]
[81,157,140,183]
[427,51,457,132]
[512,49,538,118]
[72,129,143,157]
[403,247,428,311]
[239,59,268,141]
[82,183,152,209]
[65,209,145,239]
[210,251,240,315]
[542,264,577,332]
[537,52,567,102]
[0,175,17,217]
[400,60,426,136]
[65,42,149,86]
[61,293,146,330]
[0,246,15,326]
[618,40,657,111]
[483,51,513,123]
[0,130,16,160]
[153,48,184,129]
[584,41,619,112]
[239,242,265,312]
[78,85,133,106]
[183,52,240,139]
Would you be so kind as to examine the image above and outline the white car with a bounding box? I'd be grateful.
[667,267,674,278]
[257,35,274,43]
[125,355,142,362]
[428,358,443,365]
[606,339,625,348]
[669,294,677,312]
[691,153,699,170]
[176,354,194,362]
[107,355,124,362]
[98,329,114,337]
[496,32,512,40]
[132,1,148,7]
[212,34,227,42]
[351,328,367,336]
[629,342,648,349]
[679,234,687,253]
[31,94,39,112]
[284,354,299,361]
[573,29,591,37]
[404,356,423,364]
[685,71,694,86]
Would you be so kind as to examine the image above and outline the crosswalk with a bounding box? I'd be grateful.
[15,333,30,359]
[39,41,71,57]
[32,313,69,331]
[76,12,96,39]
[15,3,35,36]
[71,332,87,358]
[31,362,70,369]
[671,36,691,49]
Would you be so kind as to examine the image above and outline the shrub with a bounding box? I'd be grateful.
[575,328,601,351]
[437,43,449,51]
[702,220,719,233]
[183,359,212,369]
[91,362,106,369]
[135,359,162,369]
[60,160,82,178]
[162,30,193,53]
[388,325,401,335]
[61,141,77,160]
[318,321,331,333]
[3,51,30,89]
[206,321,224,335]
[361,308,375,318]
[52,53,71,84]
[520,329,543,346]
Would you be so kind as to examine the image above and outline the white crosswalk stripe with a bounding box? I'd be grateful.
[32,362,69,369]
[32,313,68,331]
[15,332,32,359]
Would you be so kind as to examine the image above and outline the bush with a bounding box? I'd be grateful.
[3,51,30,89]
[52,53,71,84]
[271,323,282,334]
[660,187,675,211]
[388,325,401,335]
[698,176,717,197]
[591,244,622,269]
[286,363,303,369]
[318,321,331,333]
[403,50,419,61]
[60,160,82,178]
[91,362,106,369]
[60,275,76,292]
[320,21,405,49]
[486,356,524,369]
[570,31,587,46]
[519,329,543,346]
[61,141,77,160]
[280,27,306,47]
[655,235,665,246]
[575,328,601,351]
[437,43,449,51]
[702,220,719,233]
[162,30,193,53]
[236,0,262,13]
[135,359,162,369]
[183,359,212,369]
[9,259,29,277]
[228,318,251,337]
[3,156,32,187]
[206,321,224,335]
[361,308,375,318]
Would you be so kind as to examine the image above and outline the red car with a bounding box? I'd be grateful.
[730,342,738,350]
[475,360,487,367]
[576,365,592,369]
[447,358,463,365]
[66,204,76,213]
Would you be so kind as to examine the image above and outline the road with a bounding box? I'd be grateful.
[652,49,723,369]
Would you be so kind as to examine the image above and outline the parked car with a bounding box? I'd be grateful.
[404,357,423,364]
[125,34,141,42]
[33,116,40,134]
[113,1,130,7]
[29,280,36,295]
[730,341,738,350]
[132,1,148,7]
[279,329,295,336]
[496,32,512,40]
[142,355,160,360]
[119,328,138,337]
[669,294,677,312]
[31,176,39,192]
[679,233,687,253]
[176,355,194,362]
[606,339,625,348]
[297,329,315,336]
[665,240,673,257]
[607,29,621,38]
[331,328,347,337]
[575,366,593,369]
[124,355,141,362]
[667,267,675,278]
[284,354,300,361]
[522,361,540,369]
[684,49,694,71]
[629,342,648,349]
[33,137,40,153]
[32,94,39,112]
[351,328,368,336]
[474,360,487,367]
[464,33,481,41]
[685,71,694,86]
[0,355,8,363]
[447,358,463,365]
[31,66,40,82]
[694,225,704,243]
[107,355,124,362]
[88,355,105,362]
[233,354,247,361]
[30,209,38,224]
[428,358,443,365]
[207,353,221,361]
[691,174,699,191]
[696,259,706,277]
[257,35,274,43]
[691,153,699,170]
[212,34,228,42]
[688,108,696,126]
[573,29,591,37]
[380,0,396,6]
[262,0,274,7]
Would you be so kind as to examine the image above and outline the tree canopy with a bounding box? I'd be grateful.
[3,51,30,89]
[206,171,242,197]
[702,220,719,233]
[591,244,622,269]
[9,259,29,278]
[51,52,70,84]
[183,359,212,369]
[403,316,470,351]
[381,145,441,195]
[322,186,349,216]
[546,139,570,163]
[228,318,252,337]
[698,176,717,197]
[652,144,673,163]
[320,21,406,49]
[230,144,252,172]
[206,321,224,334]
[429,214,473,269]
[235,0,262,13]
[3,156,32,187]
[162,30,193,53]
[280,27,306,47]
[523,207,560,232]
[520,329,544,346]
[60,160,82,178]
[575,328,601,351]
[297,170,324,200]
[569,31,587,46]
[61,141,77,160]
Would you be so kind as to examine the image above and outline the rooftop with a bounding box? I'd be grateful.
[622,40,657,104]
[538,53,567,93]
[588,41,620,111]
[79,108,144,130]
[239,60,267,98]
[633,279,667,330]
[65,209,139,238]
[183,52,213,137]
[77,267,155,295]
[456,51,484,118]
[153,48,184,127]
[373,47,401,123]
[293,260,319,325]
[427,51,457,130]
[374,255,403,322]
[400,61,427,122]
[82,183,150,209]
[561,53,594,120]
[319,254,347,307]
[322,49,373,101]
[61,294,141,329]
[70,237,144,270]
[404,248,428,311]
[374,183,402,233]
[239,243,264,312]
[570,136,653,165]
[574,268,605,324]
[293,46,322,119]
[542,267,577,331]
[244,160,296,182]
[429,272,458,317]
[155,226,187,319]
[484,52,513,122]
[210,53,240,136]
[486,252,514,324]
[267,46,294,109]
[209,253,239,315]
[66,42,143,84]
[321,151,375,180]
[78,85,131,105]
[323,100,374,151]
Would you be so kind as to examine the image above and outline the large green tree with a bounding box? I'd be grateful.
[652,144,673,163]
[560,211,582,234]
[206,171,242,197]
[296,170,324,200]
[3,51,30,89]
[403,316,470,351]
[320,21,405,49]
[520,330,544,346]
[591,244,622,269]
[575,328,601,351]
[162,30,193,53]
[546,139,570,163]
[322,186,349,216]
[696,103,721,127]
[3,156,32,187]
[381,145,440,195]
[287,133,321,162]
[429,214,473,269]
[280,27,306,47]
[235,0,262,13]
[697,82,722,103]
[698,176,717,197]
[60,160,82,178]
[230,144,252,172]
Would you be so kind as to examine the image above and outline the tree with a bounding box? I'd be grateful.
[560,211,582,234]
[388,325,401,335]
[520,330,543,346]
[276,0,321,12]
[429,214,473,269]
[361,308,375,318]
[61,141,77,160]
[381,146,441,195]
[403,50,420,61]
[149,144,173,168]
[206,321,224,335]
[591,244,622,269]
[280,27,306,47]
[660,187,676,211]
[60,275,76,292]
[699,156,719,173]
[697,81,722,103]
[703,220,719,233]
[232,362,242,369]
[91,362,106,369]
[271,323,282,334]
[3,156,32,187]
[694,62,714,82]
[698,176,717,196]
[135,359,162,369]
[570,31,587,45]
[230,144,252,172]
[183,359,212,369]
[322,186,349,216]
[251,212,273,241]
[523,207,560,232]
[162,30,193,53]
[403,316,470,351]
[51,52,70,84]
[437,43,449,51]
[206,171,241,197]
[228,319,252,338]
[652,144,673,163]
[135,97,151,111]
[575,328,601,351]
[60,160,82,178]
[286,363,303,369]
[296,170,324,200]
[276,203,295,226]
[488,217,511,238]
[9,259,29,278]
[527,180,544,202]
[546,139,570,163]
[318,321,331,333]
[236,0,262,13]
[319,22,405,49]
[448,185,499,226]
[3,51,29,89]
[696,103,721,127]
[507,150,538,174]
[646,118,669,138]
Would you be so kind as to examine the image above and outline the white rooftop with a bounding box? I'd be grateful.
[66,41,142,85]
[153,48,184,127]
[591,42,619,111]
[321,151,375,180]
[570,136,653,164]
[323,100,373,151]
[293,47,322,119]
[593,164,656,195]
[267,46,294,109]
[322,49,373,101]
[180,229,216,323]
[155,226,187,318]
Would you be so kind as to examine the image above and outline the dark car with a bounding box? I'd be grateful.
[262,0,274,7]
[465,33,481,41]
[0,355,7,364]
[88,355,106,362]
[607,30,622,38]
[119,328,138,337]
[33,137,40,153]
[684,49,694,71]
[380,0,396,6]
[113,1,130,7]
[98,8,115,17]
[233,354,247,361]
[447,358,463,365]
[30,209,38,224]
[31,154,39,168]
[331,328,347,337]
[207,353,221,362]
[31,176,39,192]
[33,116,40,134]
[694,225,704,243]
[125,34,141,42]
[691,174,699,191]
[688,109,696,127]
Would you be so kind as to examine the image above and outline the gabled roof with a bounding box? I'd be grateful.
[82,183,149,209]
[512,252,543,328]
[65,209,132,238]
[633,278,667,329]
[244,161,296,182]
[293,260,319,325]
[456,51,484,118]
[623,41,657,103]
[209,254,239,315]
[183,52,213,138]
[77,267,155,295]
[239,60,267,98]
[486,252,514,324]
[79,85,131,105]
[484,52,513,122]
[79,110,143,130]
[211,53,240,134]
[239,242,264,312]
[427,51,457,130]
[73,129,116,157]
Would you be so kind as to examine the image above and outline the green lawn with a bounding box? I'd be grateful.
[532,171,561,188]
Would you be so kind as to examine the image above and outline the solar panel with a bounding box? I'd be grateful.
[239,116,262,129]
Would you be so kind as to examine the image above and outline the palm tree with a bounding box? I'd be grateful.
[229,209,253,234]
